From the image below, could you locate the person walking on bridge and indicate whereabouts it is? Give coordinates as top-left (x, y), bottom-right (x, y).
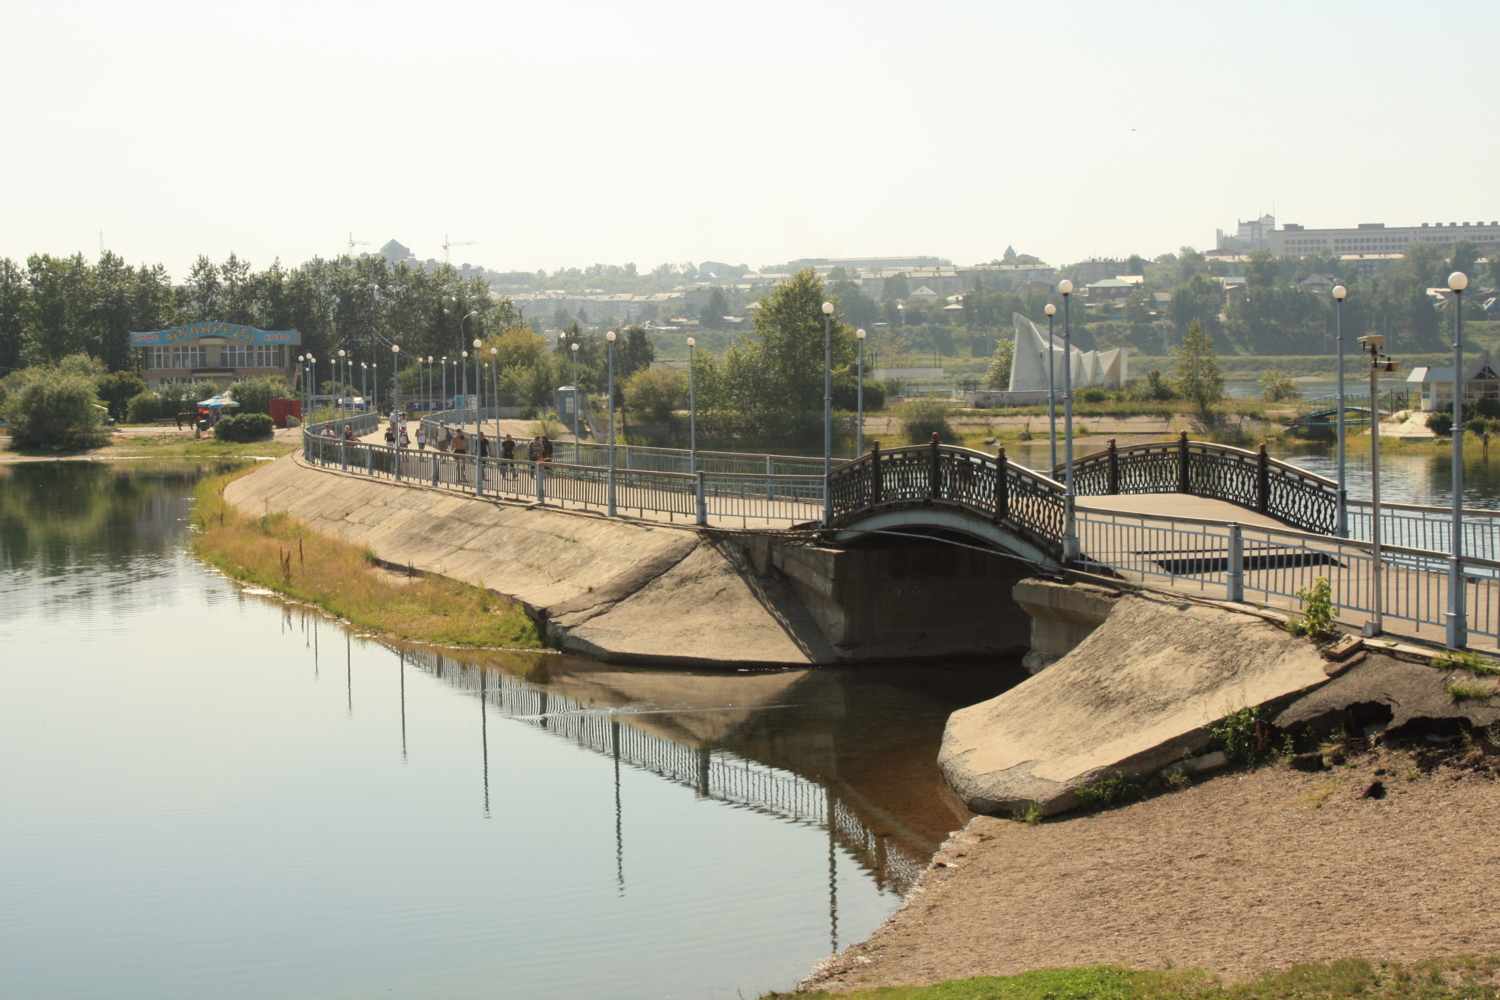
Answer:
top-left (500, 433), bottom-right (516, 478)
top-left (416, 423), bottom-right (427, 450)
top-left (452, 427), bottom-right (469, 483)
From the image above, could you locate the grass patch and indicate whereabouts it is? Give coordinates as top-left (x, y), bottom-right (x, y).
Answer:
top-left (1431, 649), bottom-right (1500, 676)
top-left (1445, 678), bottom-right (1494, 702)
top-left (192, 467), bottom-right (544, 649)
top-left (779, 956), bottom-right (1500, 1000)
top-left (108, 434), bottom-right (299, 459)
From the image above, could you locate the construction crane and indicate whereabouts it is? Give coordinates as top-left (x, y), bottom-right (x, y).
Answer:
top-left (443, 233), bottom-right (476, 264)
top-left (347, 232), bottom-right (370, 253)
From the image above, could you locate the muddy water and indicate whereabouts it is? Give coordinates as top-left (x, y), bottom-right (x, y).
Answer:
top-left (0, 461), bottom-right (1024, 1000)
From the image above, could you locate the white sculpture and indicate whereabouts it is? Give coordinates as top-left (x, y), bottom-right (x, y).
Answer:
top-left (1008, 313), bottom-right (1127, 393)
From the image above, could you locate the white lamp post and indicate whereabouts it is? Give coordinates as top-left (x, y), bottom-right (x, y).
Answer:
top-left (441, 357), bottom-right (448, 411)
top-left (391, 345), bottom-right (401, 420)
top-left (687, 337), bottom-right (697, 472)
top-left (460, 351), bottom-right (469, 431)
top-left (822, 300), bottom-right (835, 526)
top-left (490, 347), bottom-right (499, 439)
top-left (606, 330), bottom-right (617, 516)
top-left (1045, 302), bottom-right (1058, 472)
top-left (1333, 284), bottom-right (1349, 536)
top-left (1447, 270), bottom-right (1470, 648)
top-left (855, 329), bottom-right (866, 456)
top-left (1058, 279), bottom-right (1078, 563)
top-left (473, 338), bottom-right (484, 435)
top-left (337, 350), bottom-right (346, 418)
top-left (570, 341), bottom-right (581, 463)
top-left (361, 362), bottom-right (368, 417)
top-left (1360, 333), bottom-right (1399, 636)
top-left (298, 355), bottom-right (306, 417)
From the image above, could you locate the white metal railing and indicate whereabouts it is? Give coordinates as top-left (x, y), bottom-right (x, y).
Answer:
top-left (1077, 505), bottom-right (1500, 646)
top-left (1345, 498), bottom-right (1500, 561)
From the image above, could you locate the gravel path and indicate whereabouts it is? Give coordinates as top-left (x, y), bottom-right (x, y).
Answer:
top-left (807, 743), bottom-right (1500, 992)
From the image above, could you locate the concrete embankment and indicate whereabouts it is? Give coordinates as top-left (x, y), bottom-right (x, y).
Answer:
top-left (225, 454), bottom-right (837, 667)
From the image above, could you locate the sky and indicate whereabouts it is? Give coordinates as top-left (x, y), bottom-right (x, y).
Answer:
top-left (3, 0), bottom-right (1496, 279)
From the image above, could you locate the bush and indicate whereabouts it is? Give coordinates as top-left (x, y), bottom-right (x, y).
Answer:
top-left (1077, 386), bottom-right (1110, 403)
top-left (2, 371), bottom-right (110, 450)
top-left (859, 379), bottom-right (886, 411)
top-left (227, 376), bottom-right (294, 416)
top-left (213, 412), bottom-right (274, 442)
top-left (1259, 367), bottom-right (1301, 402)
top-left (125, 391), bottom-right (163, 423)
top-left (623, 367), bottom-right (687, 423)
top-left (1466, 417), bottom-right (1489, 435)
top-left (1426, 411), bottom-right (1454, 436)
top-left (96, 371), bottom-right (148, 421)
top-left (900, 398), bottom-right (957, 444)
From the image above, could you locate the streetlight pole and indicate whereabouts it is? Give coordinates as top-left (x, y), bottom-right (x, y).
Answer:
top-left (1361, 333), bottom-right (1398, 636)
top-left (687, 337), bottom-right (697, 471)
top-left (461, 351), bottom-right (469, 432)
top-left (391, 345), bottom-right (401, 421)
top-left (337, 350), bottom-right (346, 418)
top-left (855, 329), bottom-right (866, 456)
top-left (297, 355), bottom-right (306, 419)
top-left (570, 341), bottom-right (580, 463)
top-left (822, 300), bottom-right (834, 526)
top-left (1059, 279), bottom-right (1078, 563)
top-left (490, 347), bottom-right (499, 440)
top-left (1045, 302), bottom-right (1058, 473)
top-left (361, 362), bottom-right (368, 418)
top-left (1447, 270), bottom-right (1470, 649)
top-left (459, 308), bottom-right (478, 365)
top-left (1333, 284), bottom-right (1349, 537)
top-left (606, 330), bottom-right (617, 517)
top-left (473, 338), bottom-right (484, 436)
top-left (441, 358), bottom-right (448, 413)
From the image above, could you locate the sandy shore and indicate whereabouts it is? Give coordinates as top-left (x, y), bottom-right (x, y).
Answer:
top-left (807, 739), bottom-right (1500, 991)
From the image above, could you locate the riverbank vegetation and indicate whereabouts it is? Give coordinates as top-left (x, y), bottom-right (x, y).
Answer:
top-left (780, 956), bottom-right (1500, 1000)
top-left (192, 468), bottom-right (544, 649)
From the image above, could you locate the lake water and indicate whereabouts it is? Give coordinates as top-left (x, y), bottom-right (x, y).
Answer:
top-left (0, 461), bottom-right (1022, 1000)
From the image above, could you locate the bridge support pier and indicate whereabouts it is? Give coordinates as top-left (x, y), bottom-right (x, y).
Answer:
top-left (1012, 578), bottom-right (1119, 673)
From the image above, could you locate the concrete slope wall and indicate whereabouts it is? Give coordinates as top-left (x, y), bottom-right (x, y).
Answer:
top-left (225, 455), bottom-right (836, 667)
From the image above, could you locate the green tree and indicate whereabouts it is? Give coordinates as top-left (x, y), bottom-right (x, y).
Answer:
top-left (699, 288), bottom-right (729, 328)
top-left (1259, 367), bottom-right (1300, 402)
top-left (226, 375), bottom-right (294, 416)
top-left (1172, 320), bottom-right (1224, 417)
top-left (96, 371), bottom-right (147, 421)
top-left (985, 339), bottom-right (1014, 389)
top-left (623, 366), bottom-right (687, 422)
top-left (2, 368), bottom-right (108, 449)
top-left (619, 324), bottom-right (655, 381)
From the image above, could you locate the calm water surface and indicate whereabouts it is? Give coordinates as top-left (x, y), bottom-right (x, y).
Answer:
top-left (0, 461), bottom-right (1021, 1000)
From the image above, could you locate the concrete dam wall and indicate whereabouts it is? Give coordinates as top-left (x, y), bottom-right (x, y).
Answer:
top-left (225, 455), bottom-right (1039, 667)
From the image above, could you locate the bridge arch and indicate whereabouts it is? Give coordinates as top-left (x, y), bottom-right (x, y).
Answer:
top-left (831, 506), bottom-right (1060, 570)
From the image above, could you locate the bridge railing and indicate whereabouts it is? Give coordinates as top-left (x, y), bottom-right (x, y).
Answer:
top-left (827, 436), bottom-right (1066, 557)
top-left (1077, 504), bottom-right (1500, 645)
top-left (301, 424), bottom-right (824, 527)
top-left (1063, 433), bottom-right (1340, 535)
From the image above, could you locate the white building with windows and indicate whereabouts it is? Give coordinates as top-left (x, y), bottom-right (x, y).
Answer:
top-left (1270, 220), bottom-right (1500, 256)
top-left (131, 322), bottom-right (301, 389)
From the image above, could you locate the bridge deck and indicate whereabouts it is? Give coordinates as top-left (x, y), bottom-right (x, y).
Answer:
top-left (1079, 494), bottom-right (1288, 529)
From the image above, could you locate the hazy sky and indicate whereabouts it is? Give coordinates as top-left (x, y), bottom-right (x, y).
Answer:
top-left (4, 0), bottom-right (1495, 279)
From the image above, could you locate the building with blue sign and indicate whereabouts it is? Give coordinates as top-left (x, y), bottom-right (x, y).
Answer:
top-left (130, 322), bottom-right (302, 389)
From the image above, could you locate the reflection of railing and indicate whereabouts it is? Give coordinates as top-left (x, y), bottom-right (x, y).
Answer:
top-left (1066, 433), bottom-right (1340, 535)
top-left (402, 649), bottom-right (926, 895)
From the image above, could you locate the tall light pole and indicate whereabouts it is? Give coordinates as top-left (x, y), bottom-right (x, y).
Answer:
top-left (298, 355), bottom-right (306, 418)
top-left (473, 338), bottom-right (484, 434)
top-left (337, 350), bottom-right (346, 418)
top-left (606, 330), bottom-right (617, 517)
top-left (1361, 333), bottom-right (1398, 636)
top-left (391, 345), bottom-right (401, 421)
top-left (460, 351), bottom-right (469, 431)
top-left (1333, 284), bottom-right (1349, 537)
top-left (441, 357), bottom-right (448, 411)
top-left (361, 362), bottom-right (368, 416)
top-left (459, 309), bottom-right (478, 363)
top-left (822, 300), bottom-right (834, 526)
top-left (687, 336), bottom-right (697, 471)
top-left (1059, 279), bottom-right (1078, 563)
top-left (490, 347), bottom-right (499, 439)
top-left (570, 341), bottom-right (581, 463)
top-left (1045, 302), bottom-right (1058, 472)
top-left (855, 329), bottom-right (866, 456)
top-left (1447, 270), bottom-right (1470, 649)
top-left (346, 358), bottom-right (353, 418)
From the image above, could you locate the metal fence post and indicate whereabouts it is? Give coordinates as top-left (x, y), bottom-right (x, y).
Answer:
top-left (475, 454), bottom-right (483, 497)
top-left (1226, 522), bottom-right (1244, 602)
top-left (1106, 438), bottom-right (1119, 495)
top-left (1177, 430), bottom-right (1189, 493)
top-left (432, 452), bottom-right (439, 487)
top-left (395, 443), bottom-right (403, 482)
top-left (995, 445), bottom-right (1008, 521)
top-left (696, 471), bottom-right (707, 526)
top-left (341, 439), bottom-right (347, 472)
top-left (871, 440), bottom-right (883, 507)
top-left (766, 454), bottom-right (774, 502)
top-left (366, 446), bottom-right (372, 476)
top-left (536, 461), bottom-right (545, 504)
top-left (1256, 443), bottom-right (1270, 514)
top-left (928, 431), bottom-right (941, 504)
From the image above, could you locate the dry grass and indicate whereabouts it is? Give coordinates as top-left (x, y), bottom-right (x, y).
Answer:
top-left (192, 467), bottom-right (544, 649)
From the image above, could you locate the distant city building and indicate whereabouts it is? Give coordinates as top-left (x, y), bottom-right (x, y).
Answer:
top-left (378, 239), bottom-right (413, 266)
top-left (1216, 214), bottom-right (1276, 253)
top-left (1270, 220), bottom-right (1500, 256)
top-left (781, 255), bottom-right (944, 271)
top-left (1074, 259), bottom-right (1129, 285)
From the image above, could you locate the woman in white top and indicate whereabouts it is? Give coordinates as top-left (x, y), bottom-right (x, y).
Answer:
top-left (416, 424), bottom-right (428, 450)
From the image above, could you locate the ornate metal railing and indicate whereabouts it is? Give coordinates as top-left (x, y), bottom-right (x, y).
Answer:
top-left (1064, 432), bottom-right (1340, 534)
top-left (827, 436), bottom-right (1066, 558)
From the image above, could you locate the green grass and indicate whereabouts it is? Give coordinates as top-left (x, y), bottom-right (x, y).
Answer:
top-left (777, 957), bottom-right (1500, 1000)
top-left (1431, 650), bottom-right (1500, 676)
top-left (1445, 678), bottom-right (1494, 702)
top-left (192, 467), bottom-right (545, 649)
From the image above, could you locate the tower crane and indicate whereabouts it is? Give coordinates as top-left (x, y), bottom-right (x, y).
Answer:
top-left (347, 232), bottom-right (370, 253)
top-left (443, 234), bottom-right (476, 264)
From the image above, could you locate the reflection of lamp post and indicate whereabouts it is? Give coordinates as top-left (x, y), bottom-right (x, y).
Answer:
top-left (1447, 270), bottom-right (1470, 649)
top-left (606, 330), bottom-right (617, 517)
top-left (1059, 279), bottom-right (1078, 563)
top-left (855, 329), bottom-right (866, 456)
top-left (1360, 333), bottom-right (1399, 636)
top-left (1333, 284), bottom-right (1348, 536)
top-left (570, 341), bottom-right (580, 463)
top-left (1045, 302), bottom-right (1058, 472)
top-left (687, 337), bottom-right (697, 472)
top-left (822, 300), bottom-right (834, 526)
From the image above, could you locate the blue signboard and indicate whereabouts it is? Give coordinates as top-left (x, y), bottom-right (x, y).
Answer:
top-left (130, 322), bottom-right (302, 346)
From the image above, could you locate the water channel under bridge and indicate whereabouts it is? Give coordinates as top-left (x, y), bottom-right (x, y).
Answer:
top-left (302, 415), bottom-right (1500, 650)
